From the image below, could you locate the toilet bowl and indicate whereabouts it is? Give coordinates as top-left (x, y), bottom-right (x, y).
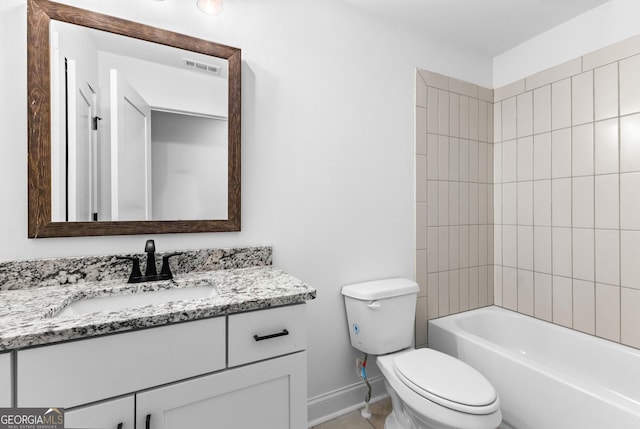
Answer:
top-left (342, 278), bottom-right (502, 429)
top-left (377, 348), bottom-right (501, 429)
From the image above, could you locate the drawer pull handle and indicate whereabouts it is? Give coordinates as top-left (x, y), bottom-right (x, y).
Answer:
top-left (254, 329), bottom-right (289, 341)
top-left (146, 414), bottom-right (151, 429)
top-left (117, 424), bottom-right (123, 429)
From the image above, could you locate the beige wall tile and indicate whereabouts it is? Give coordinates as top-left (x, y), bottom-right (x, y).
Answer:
top-left (416, 202), bottom-right (427, 250)
top-left (552, 227), bottom-right (572, 277)
top-left (427, 87), bottom-right (439, 133)
top-left (438, 89), bottom-right (450, 135)
top-left (416, 72), bottom-right (427, 108)
top-left (494, 265), bottom-right (503, 306)
top-left (620, 172), bottom-right (640, 229)
top-left (478, 86), bottom-right (493, 103)
top-left (450, 78), bottom-right (478, 98)
top-left (449, 270), bottom-right (460, 314)
top-left (517, 269), bottom-right (534, 316)
top-left (415, 107), bottom-right (427, 155)
top-left (501, 140), bottom-right (517, 183)
top-left (469, 267), bottom-right (479, 309)
top-left (517, 91), bottom-right (533, 137)
top-left (494, 79), bottom-right (525, 102)
top-left (449, 93), bottom-right (460, 138)
top-left (534, 226), bottom-right (552, 274)
top-left (525, 58), bottom-right (582, 91)
top-left (620, 54), bottom-right (640, 116)
top-left (621, 287), bottom-right (640, 348)
top-left (583, 34), bottom-right (640, 71)
top-left (415, 296), bottom-right (428, 347)
top-left (572, 123), bottom-right (594, 177)
top-left (418, 69), bottom-right (449, 91)
top-left (621, 230), bottom-right (640, 290)
top-left (502, 267), bottom-right (518, 310)
top-left (460, 96), bottom-right (470, 139)
top-left (534, 272), bottom-right (553, 321)
top-left (572, 228), bottom-right (594, 282)
top-left (595, 283), bottom-right (620, 342)
top-left (572, 176), bottom-right (594, 228)
top-left (533, 85), bottom-right (552, 135)
top-left (517, 137), bottom-right (534, 181)
top-left (533, 132), bottom-right (552, 180)
top-left (460, 268), bottom-right (470, 311)
top-left (427, 273), bottom-right (439, 320)
top-left (479, 101), bottom-right (489, 142)
top-left (552, 78), bottom-right (572, 130)
top-left (416, 154), bottom-right (427, 202)
top-left (594, 118), bottom-right (619, 175)
top-left (573, 279), bottom-right (595, 335)
top-left (438, 271), bottom-right (450, 317)
top-left (518, 226), bottom-right (534, 271)
top-left (595, 229), bottom-right (620, 286)
top-left (620, 113), bottom-right (640, 173)
top-left (595, 175), bottom-right (619, 229)
top-left (533, 180), bottom-right (552, 227)
top-left (502, 96), bottom-right (517, 141)
top-left (449, 225), bottom-right (460, 269)
top-left (551, 128), bottom-right (572, 178)
top-left (553, 275), bottom-right (573, 328)
top-left (416, 249), bottom-right (427, 297)
top-left (494, 102), bottom-right (502, 143)
top-left (552, 179), bottom-right (572, 227)
top-left (594, 63), bottom-right (618, 121)
top-left (572, 71), bottom-right (594, 126)
top-left (469, 98), bottom-right (479, 141)
top-left (479, 266), bottom-right (489, 307)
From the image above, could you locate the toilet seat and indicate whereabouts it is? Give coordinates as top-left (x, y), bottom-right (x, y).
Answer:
top-left (393, 349), bottom-right (499, 415)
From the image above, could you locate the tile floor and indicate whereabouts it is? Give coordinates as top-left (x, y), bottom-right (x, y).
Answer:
top-left (311, 398), bottom-right (392, 429)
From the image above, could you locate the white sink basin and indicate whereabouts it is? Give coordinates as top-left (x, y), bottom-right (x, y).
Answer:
top-left (55, 285), bottom-right (218, 317)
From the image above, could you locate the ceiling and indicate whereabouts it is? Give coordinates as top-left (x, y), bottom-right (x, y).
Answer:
top-left (342, 0), bottom-right (611, 57)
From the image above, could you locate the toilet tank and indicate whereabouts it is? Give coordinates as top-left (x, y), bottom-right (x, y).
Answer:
top-left (341, 278), bottom-right (419, 355)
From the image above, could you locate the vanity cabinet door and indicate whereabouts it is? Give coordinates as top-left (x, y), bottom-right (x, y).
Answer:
top-left (0, 352), bottom-right (11, 406)
top-left (65, 395), bottom-right (134, 429)
top-left (136, 351), bottom-right (307, 429)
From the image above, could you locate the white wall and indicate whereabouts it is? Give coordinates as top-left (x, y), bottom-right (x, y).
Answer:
top-left (494, 0), bottom-right (640, 88)
top-left (98, 51), bottom-right (228, 117)
top-left (0, 0), bottom-right (490, 421)
top-left (151, 111), bottom-right (228, 220)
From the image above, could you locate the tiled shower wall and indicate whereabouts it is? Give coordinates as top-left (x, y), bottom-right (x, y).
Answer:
top-left (415, 70), bottom-right (495, 347)
top-left (494, 35), bottom-right (640, 348)
top-left (416, 34), bottom-right (640, 350)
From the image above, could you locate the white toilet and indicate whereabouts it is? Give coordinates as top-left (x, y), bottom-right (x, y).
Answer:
top-left (342, 278), bottom-right (501, 429)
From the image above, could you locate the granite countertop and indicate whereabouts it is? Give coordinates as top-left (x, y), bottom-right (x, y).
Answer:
top-left (0, 266), bottom-right (316, 351)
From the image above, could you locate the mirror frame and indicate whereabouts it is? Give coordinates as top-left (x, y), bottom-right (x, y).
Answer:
top-left (27, 0), bottom-right (241, 238)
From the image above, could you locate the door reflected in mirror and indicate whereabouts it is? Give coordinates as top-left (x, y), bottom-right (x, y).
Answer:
top-left (50, 20), bottom-right (229, 223)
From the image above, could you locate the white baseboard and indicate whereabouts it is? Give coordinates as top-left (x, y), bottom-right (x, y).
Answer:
top-left (307, 375), bottom-right (388, 427)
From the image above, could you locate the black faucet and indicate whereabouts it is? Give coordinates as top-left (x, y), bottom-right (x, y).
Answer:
top-left (118, 240), bottom-right (182, 283)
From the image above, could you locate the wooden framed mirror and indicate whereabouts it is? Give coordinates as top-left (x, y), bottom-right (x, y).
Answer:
top-left (27, 0), bottom-right (241, 237)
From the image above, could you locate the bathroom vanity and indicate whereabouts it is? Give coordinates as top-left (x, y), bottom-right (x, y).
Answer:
top-left (0, 247), bottom-right (315, 429)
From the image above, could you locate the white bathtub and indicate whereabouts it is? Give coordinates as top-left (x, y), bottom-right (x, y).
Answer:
top-left (428, 306), bottom-right (640, 429)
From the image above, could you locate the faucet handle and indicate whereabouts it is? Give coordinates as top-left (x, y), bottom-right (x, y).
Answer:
top-left (160, 252), bottom-right (183, 279)
top-left (144, 239), bottom-right (156, 253)
top-left (116, 256), bottom-right (142, 283)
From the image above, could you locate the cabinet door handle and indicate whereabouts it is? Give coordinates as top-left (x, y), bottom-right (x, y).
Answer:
top-left (146, 414), bottom-right (151, 429)
top-left (253, 329), bottom-right (289, 341)
top-left (117, 424), bottom-right (123, 429)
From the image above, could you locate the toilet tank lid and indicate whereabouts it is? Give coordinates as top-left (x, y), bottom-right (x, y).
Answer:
top-left (341, 278), bottom-right (419, 300)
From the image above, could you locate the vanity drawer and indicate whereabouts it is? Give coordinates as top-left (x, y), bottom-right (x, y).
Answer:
top-left (228, 304), bottom-right (306, 367)
top-left (17, 317), bottom-right (226, 408)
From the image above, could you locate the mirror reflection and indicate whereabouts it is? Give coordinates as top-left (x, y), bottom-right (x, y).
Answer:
top-left (50, 20), bottom-right (229, 222)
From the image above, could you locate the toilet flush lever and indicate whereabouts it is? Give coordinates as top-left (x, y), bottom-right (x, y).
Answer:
top-left (367, 301), bottom-right (381, 310)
